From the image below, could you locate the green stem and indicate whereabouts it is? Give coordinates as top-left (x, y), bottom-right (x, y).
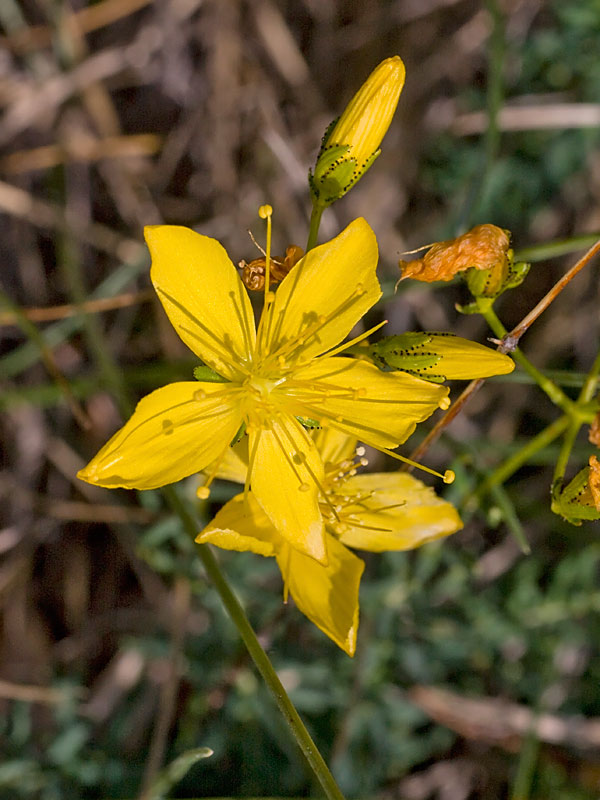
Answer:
top-left (484, 0), bottom-right (504, 170)
top-left (306, 201), bottom-right (325, 252)
top-left (514, 232), bottom-right (600, 263)
top-left (552, 349), bottom-right (600, 498)
top-left (577, 348), bottom-right (600, 406)
top-left (481, 305), bottom-right (575, 414)
top-left (510, 727), bottom-right (540, 800)
top-left (162, 486), bottom-right (346, 800)
top-left (475, 415), bottom-right (570, 500)
top-left (455, 0), bottom-right (504, 231)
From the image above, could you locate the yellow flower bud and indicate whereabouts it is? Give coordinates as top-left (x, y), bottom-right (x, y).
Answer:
top-left (369, 332), bottom-right (514, 383)
top-left (310, 56), bottom-right (406, 206)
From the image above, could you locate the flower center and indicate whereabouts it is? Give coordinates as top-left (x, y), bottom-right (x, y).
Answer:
top-left (247, 375), bottom-right (284, 399)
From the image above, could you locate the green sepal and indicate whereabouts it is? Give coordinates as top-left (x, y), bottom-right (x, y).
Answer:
top-left (296, 416), bottom-right (321, 430)
top-left (193, 365), bottom-right (229, 383)
top-left (230, 421), bottom-right (246, 446)
top-left (368, 333), bottom-right (444, 382)
top-left (505, 259), bottom-right (530, 290)
top-left (464, 245), bottom-right (531, 301)
top-left (310, 144), bottom-right (380, 205)
top-left (551, 466), bottom-right (600, 525)
top-left (312, 144), bottom-right (352, 184)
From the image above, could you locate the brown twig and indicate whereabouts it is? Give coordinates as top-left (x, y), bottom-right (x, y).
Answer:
top-left (0, 134), bottom-right (162, 175)
top-left (0, 678), bottom-right (86, 705)
top-left (1, 0), bottom-right (153, 55)
top-left (407, 378), bottom-right (485, 468)
top-left (409, 684), bottom-right (600, 752)
top-left (0, 289), bottom-right (154, 326)
top-left (499, 238), bottom-right (600, 351)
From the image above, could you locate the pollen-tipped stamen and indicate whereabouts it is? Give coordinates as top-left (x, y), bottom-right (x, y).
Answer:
top-left (315, 319), bottom-right (388, 360)
top-left (253, 205), bottom-right (277, 359)
top-left (197, 439), bottom-right (237, 500)
top-left (380, 447), bottom-right (455, 483)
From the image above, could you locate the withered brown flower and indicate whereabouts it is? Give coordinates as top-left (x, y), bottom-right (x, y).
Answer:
top-left (399, 224), bottom-right (510, 284)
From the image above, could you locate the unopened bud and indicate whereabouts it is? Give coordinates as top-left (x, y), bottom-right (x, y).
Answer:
top-left (369, 331), bottom-right (514, 382)
top-left (310, 56), bottom-right (405, 206)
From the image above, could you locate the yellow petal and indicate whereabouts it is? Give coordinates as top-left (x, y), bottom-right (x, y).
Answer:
top-left (145, 225), bottom-right (256, 380)
top-left (196, 493), bottom-right (278, 556)
top-left (203, 439), bottom-right (248, 485)
top-left (261, 218), bottom-right (380, 367)
top-left (326, 56), bottom-right (405, 168)
top-left (338, 472), bottom-right (462, 551)
top-left (77, 382), bottom-right (243, 489)
top-left (276, 538), bottom-right (364, 656)
top-left (287, 357), bottom-right (448, 449)
top-left (250, 415), bottom-right (327, 564)
top-left (312, 427), bottom-right (357, 466)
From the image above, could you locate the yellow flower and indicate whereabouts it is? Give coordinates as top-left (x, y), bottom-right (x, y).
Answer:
top-left (78, 218), bottom-right (448, 564)
top-left (310, 56), bottom-right (406, 205)
top-left (196, 428), bottom-right (462, 656)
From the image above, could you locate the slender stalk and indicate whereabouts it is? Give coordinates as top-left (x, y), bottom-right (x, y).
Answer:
top-left (577, 348), bottom-right (600, 406)
top-left (514, 232), bottom-right (600, 263)
top-left (484, 0), bottom-right (504, 170)
top-left (162, 486), bottom-right (346, 800)
top-left (510, 727), bottom-right (540, 800)
top-left (552, 349), bottom-right (600, 499)
top-left (505, 238), bottom-right (600, 345)
top-left (551, 418), bottom-right (580, 498)
top-left (454, 0), bottom-right (504, 231)
top-left (306, 201), bottom-right (325, 252)
top-left (407, 378), bottom-right (484, 466)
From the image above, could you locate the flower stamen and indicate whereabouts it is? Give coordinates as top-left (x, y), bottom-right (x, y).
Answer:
top-left (317, 319), bottom-right (388, 360)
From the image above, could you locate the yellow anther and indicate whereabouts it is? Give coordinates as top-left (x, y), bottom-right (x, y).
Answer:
top-left (193, 389), bottom-right (206, 401)
top-left (197, 486), bottom-right (211, 499)
top-left (439, 396), bottom-right (451, 410)
top-left (443, 469), bottom-right (455, 484)
top-left (258, 204), bottom-right (273, 219)
top-left (355, 446), bottom-right (366, 457)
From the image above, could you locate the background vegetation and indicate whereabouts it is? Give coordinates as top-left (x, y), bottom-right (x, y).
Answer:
top-left (1, 1), bottom-right (600, 798)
